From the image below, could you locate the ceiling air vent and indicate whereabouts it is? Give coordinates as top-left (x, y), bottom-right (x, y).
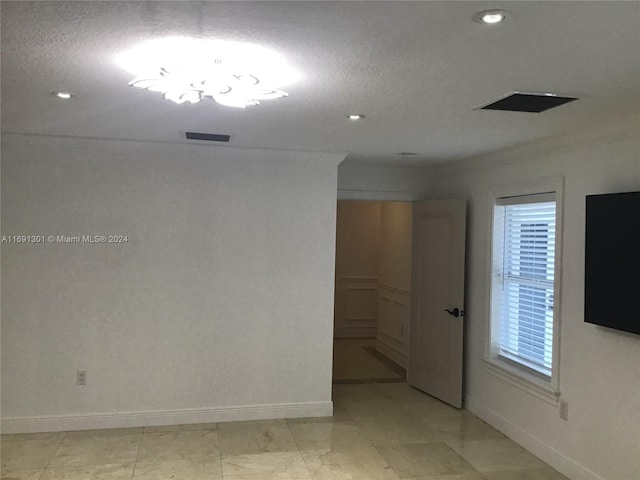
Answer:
top-left (477, 92), bottom-right (578, 113)
top-left (185, 132), bottom-right (231, 142)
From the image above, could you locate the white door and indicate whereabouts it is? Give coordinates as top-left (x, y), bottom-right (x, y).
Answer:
top-left (408, 199), bottom-right (467, 408)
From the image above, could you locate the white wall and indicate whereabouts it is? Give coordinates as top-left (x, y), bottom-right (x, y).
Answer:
top-left (426, 121), bottom-right (640, 480)
top-left (378, 202), bottom-right (412, 293)
top-left (1, 134), bottom-right (343, 432)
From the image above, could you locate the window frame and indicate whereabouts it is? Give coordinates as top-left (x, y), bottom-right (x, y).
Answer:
top-left (485, 178), bottom-right (564, 403)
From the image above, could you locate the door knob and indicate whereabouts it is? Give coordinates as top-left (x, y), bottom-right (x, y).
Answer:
top-left (445, 308), bottom-right (464, 318)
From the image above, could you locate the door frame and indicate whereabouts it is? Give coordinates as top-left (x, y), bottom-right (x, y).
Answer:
top-left (332, 191), bottom-right (420, 375)
top-left (332, 190), bottom-right (468, 404)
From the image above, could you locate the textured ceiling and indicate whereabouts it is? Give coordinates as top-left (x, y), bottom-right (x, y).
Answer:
top-left (2, 1), bottom-right (639, 165)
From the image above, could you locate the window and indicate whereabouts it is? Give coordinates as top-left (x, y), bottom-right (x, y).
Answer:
top-left (490, 192), bottom-right (559, 386)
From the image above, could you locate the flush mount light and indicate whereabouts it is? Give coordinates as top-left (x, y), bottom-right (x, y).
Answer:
top-left (348, 114), bottom-right (365, 120)
top-left (472, 9), bottom-right (509, 25)
top-left (54, 91), bottom-right (74, 99)
top-left (115, 37), bottom-right (300, 108)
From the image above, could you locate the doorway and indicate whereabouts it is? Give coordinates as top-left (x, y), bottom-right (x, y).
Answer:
top-left (331, 198), bottom-right (468, 408)
top-left (332, 200), bottom-right (412, 384)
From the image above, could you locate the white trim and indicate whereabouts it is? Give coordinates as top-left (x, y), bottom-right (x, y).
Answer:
top-left (0, 401), bottom-right (333, 434)
top-left (486, 176), bottom-right (564, 394)
top-left (376, 338), bottom-right (408, 368)
top-left (482, 358), bottom-right (560, 405)
top-left (338, 276), bottom-right (378, 282)
top-left (337, 189), bottom-right (421, 201)
top-left (333, 326), bottom-right (376, 338)
top-left (428, 113), bottom-right (639, 179)
top-left (495, 191), bottom-right (555, 206)
top-left (2, 132), bottom-right (347, 166)
top-left (488, 177), bottom-right (564, 206)
top-left (378, 283), bottom-right (410, 295)
top-left (465, 395), bottom-right (606, 480)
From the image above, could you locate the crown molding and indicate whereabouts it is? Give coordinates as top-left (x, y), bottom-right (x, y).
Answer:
top-left (427, 114), bottom-right (640, 179)
top-left (1, 132), bottom-right (347, 166)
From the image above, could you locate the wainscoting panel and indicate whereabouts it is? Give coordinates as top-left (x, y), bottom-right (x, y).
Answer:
top-left (376, 284), bottom-right (410, 367)
top-left (334, 276), bottom-right (378, 337)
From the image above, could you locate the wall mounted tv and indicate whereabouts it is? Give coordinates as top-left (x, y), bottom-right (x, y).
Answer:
top-left (584, 191), bottom-right (640, 335)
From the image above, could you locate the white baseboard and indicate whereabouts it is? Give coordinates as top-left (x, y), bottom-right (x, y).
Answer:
top-left (375, 339), bottom-right (407, 368)
top-left (465, 395), bottom-right (604, 480)
top-left (333, 327), bottom-right (376, 338)
top-left (337, 189), bottom-right (421, 201)
top-left (1, 401), bottom-right (333, 434)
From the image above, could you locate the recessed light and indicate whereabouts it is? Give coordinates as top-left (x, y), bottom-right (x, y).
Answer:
top-left (54, 91), bottom-right (73, 99)
top-left (348, 114), bottom-right (365, 120)
top-left (472, 9), bottom-right (509, 25)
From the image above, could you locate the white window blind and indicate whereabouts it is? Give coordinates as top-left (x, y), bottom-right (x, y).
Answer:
top-left (493, 194), bottom-right (556, 377)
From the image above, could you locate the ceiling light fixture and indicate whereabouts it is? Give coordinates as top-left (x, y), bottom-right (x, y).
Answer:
top-left (115, 37), bottom-right (300, 108)
top-left (472, 9), bottom-right (509, 25)
top-left (398, 152), bottom-right (417, 157)
top-left (54, 91), bottom-right (73, 99)
top-left (348, 114), bottom-right (365, 120)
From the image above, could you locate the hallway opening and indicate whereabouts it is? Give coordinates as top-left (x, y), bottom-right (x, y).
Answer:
top-left (332, 200), bottom-right (412, 384)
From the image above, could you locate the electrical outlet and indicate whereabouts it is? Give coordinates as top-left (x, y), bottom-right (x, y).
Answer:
top-left (76, 370), bottom-right (87, 386)
top-left (559, 400), bottom-right (568, 421)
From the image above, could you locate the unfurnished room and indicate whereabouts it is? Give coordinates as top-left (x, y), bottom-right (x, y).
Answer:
top-left (1, 2), bottom-right (639, 480)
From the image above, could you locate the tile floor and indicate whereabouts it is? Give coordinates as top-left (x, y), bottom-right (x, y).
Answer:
top-left (332, 338), bottom-right (404, 383)
top-left (0, 383), bottom-right (569, 480)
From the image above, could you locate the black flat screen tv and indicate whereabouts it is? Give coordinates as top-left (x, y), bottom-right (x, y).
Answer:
top-left (584, 191), bottom-right (640, 335)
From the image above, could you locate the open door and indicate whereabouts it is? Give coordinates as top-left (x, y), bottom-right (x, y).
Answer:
top-left (408, 199), bottom-right (466, 408)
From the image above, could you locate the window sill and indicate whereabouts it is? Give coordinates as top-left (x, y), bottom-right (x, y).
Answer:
top-left (482, 357), bottom-right (560, 405)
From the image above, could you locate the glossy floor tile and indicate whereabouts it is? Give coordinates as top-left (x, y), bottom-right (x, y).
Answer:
top-left (133, 458), bottom-right (222, 480)
top-left (0, 469), bottom-right (44, 480)
top-left (376, 442), bottom-right (478, 477)
top-left (355, 417), bottom-right (440, 446)
top-left (288, 421), bottom-right (372, 451)
top-left (332, 338), bottom-right (403, 383)
top-left (41, 463), bottom-right (134, 480)
top-left (422, 411), bottom-right (506, 442)
top-left (446, 438), bottom-right (547, 473)
top-left (302, 445), bottom-right (399, 479)
top-left (218, 419), bottom-right (297, 456)
top-left (136, 429), bottom-right (220, 464)
top-left (1, 383), bottom-right (569, 480)
top-left (142, 423), bottom-right (217, 433)
top-left (1, 436), bottom-right (65, 473)
top-left (406, 474), bottom-right (487, 480)
top-left (484, 467), bottom-right (571, 480)
top-left (221, 451), bottom-right (310, 479)
top-left (48, 430), bottom-right (142, 468)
